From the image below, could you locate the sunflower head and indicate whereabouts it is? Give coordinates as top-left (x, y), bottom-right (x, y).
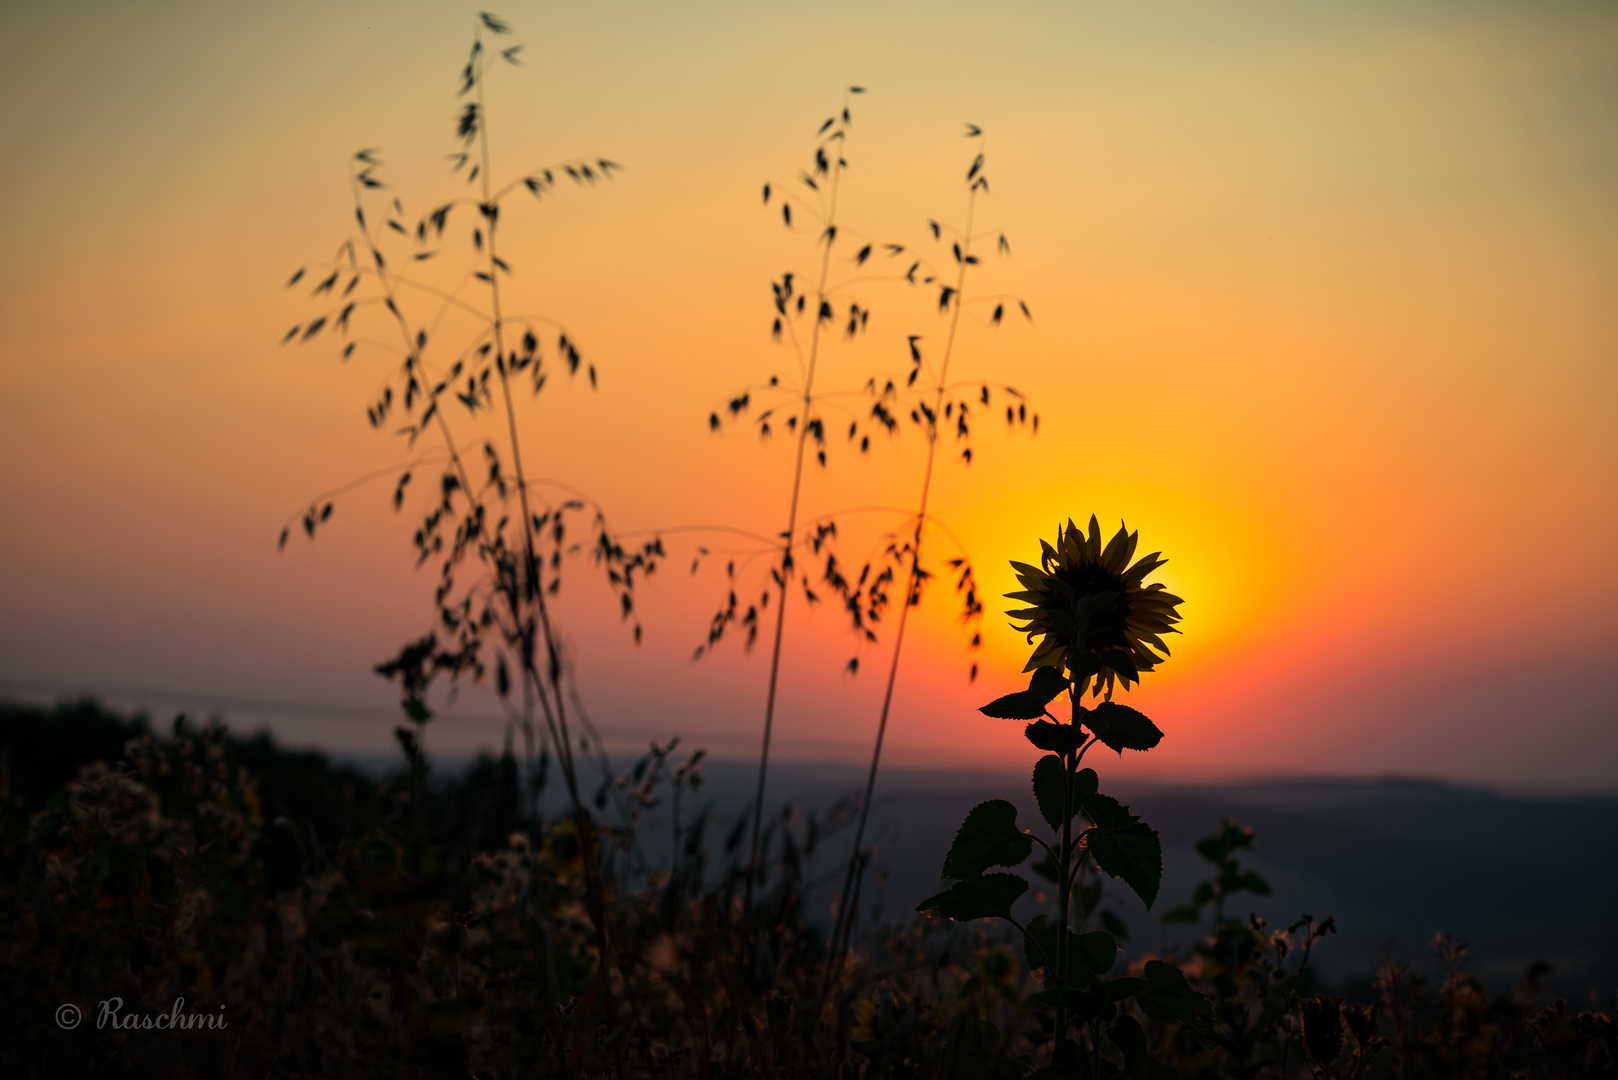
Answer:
top-left (542, 819), bottom-right (585, 880)
top-left (850, 992), bottom-right (881, 1045)
top-left (981, 948), bottom-right (1021, 989)
top-left (1005, 515), bottom-right (1183, 699)
top-left (849, 988), bottom-right (921, 1054)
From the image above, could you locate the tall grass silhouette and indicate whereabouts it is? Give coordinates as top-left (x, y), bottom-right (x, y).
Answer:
top-left (698, 89), bottom-right (899, 898)
top-left (700, 107), bottom-right (1040, 922)
top-left (827, 129), bottom-right (1037, 971)
top-left (278, 11), bottom-right (657, 1017)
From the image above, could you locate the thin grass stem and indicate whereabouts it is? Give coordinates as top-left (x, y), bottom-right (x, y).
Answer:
top-left (829, 171), bottom-right (980, 966)
top-left (745, 124), bottom-right (847, 908)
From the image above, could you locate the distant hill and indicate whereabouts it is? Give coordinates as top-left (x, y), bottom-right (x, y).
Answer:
top-left (628, 759), bottom-right (1618, 994)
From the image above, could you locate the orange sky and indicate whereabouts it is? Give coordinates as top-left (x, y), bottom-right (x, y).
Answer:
top-left (1, 1), bottom-right (1614, 791)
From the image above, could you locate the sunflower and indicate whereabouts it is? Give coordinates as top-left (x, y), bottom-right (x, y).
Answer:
top-left (850, 992), bottom-right (881, 1045)
top-left (1005, 515), bottom-right (1183, 699)
top-left (849, 988), bottom-right (920, 1052)
top-left (542, 819), bottom-right (585, 880)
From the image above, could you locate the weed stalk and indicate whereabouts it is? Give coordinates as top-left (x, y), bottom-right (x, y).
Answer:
top-left (745, 104), bottom-right (851, 906)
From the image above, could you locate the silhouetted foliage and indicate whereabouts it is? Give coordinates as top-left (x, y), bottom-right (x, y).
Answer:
top-left (5, 698), bottom-right (1614, 1078)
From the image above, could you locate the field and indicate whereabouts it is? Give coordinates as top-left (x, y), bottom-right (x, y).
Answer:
top-left (4, 698), bottom-right (1615, 1078)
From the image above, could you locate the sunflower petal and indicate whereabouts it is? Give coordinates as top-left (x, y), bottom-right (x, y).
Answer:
top-left (1101, 524), bottom-right (1130, 572)
top-left (1009, 560), bottom-right (1049, 585)
top-left (1131, 630), bottom-right (1171, 654)
top-left (1123, 554), bottom-right (1164, 582)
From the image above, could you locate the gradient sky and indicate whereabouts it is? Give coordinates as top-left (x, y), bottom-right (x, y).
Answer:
top-left (2, 1), bottom-right (1614, 791)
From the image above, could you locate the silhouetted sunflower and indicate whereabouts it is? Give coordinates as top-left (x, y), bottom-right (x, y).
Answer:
top-left (542, 819), bottom-right (585, 880)
top-left (849, 988), bottom-right (923, 1057)
top-left (1005, 515), bottom-right (1183, 699)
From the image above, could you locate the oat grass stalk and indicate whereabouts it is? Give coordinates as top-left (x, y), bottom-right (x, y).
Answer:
top-left (830, 132), bottom-right (1033, 967)
top-left (461, 13), bottom-right (617, 1003)
top-left (280, 11), bottom-right (657, 1021)
top-left (740, 92), bottom-right (858, 904)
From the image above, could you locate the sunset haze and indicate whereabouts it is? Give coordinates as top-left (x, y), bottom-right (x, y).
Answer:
top-left (1, 0), bottom-right (1614, 791)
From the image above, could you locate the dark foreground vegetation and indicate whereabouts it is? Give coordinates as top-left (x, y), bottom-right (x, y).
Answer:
top-left (3, 697), bottom-right (1613, 1079)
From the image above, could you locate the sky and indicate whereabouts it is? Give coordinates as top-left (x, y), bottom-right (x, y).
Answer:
top-left (1, 0), bottom-right (1614, 792)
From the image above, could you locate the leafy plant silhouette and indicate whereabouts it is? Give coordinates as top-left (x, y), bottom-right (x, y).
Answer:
top-left (917, 515), bottom-right (1199, 1074)
top-left (1159, 818), bottom-right (1347, 1079)
top-left (6, 700), bottom-right (1615, 1076)
top-left (278, 10), bottom-right (658, 1016)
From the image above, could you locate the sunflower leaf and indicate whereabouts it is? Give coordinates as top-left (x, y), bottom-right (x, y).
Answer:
top-left (1069, 651), bottom-right (1104, 678)
top-left (1107, 977), bottom-right (1148, 1002)
top-left (1100, 909), bottom-right (1131, 942)
top-left (1136, 960), bottom-right (1216, 1036)
top-left (942, 799), bottom-right (1034, 879)
top-left (1034, 988), bottom-right (1107, 1022)
top-left (979, 665), bottom-right (1068, 718)
top-left (1022, 915), bottom-right (1109, 985)
top-left (916, 872), bottom-right (1028, 921)
top-left (1022, 912), bottom-right (1059, 974)
top-left (1073, 930), bottom-right (1120, 974)
top-left (1085, 701), bottom-right (1163, 753)
top-left (1081, 794), bottom-right (1163, 907)
top-left (1033, 756), bottom-right (1099, 828)
top-left (1025, 720), bottom-right (1087, 755)
top-left (1076, 767), bottom-right (1099, 797)
top-left (1032, 754), bottom-right (1065, 828)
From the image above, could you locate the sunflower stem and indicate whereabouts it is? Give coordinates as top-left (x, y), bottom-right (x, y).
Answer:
top-left (1056, 683), bottom-right (1078, 1040)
